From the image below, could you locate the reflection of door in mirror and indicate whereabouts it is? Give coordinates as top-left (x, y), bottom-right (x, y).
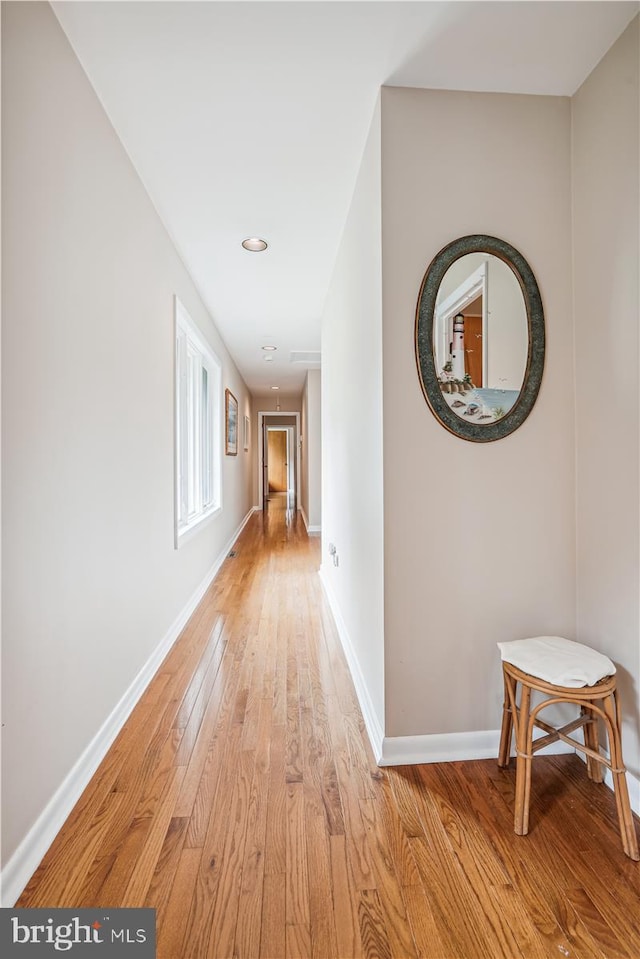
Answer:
top-left (463, 294), bottom-right (483, 387)
top-left (434, 258), bottom-right (487, 384)
top-left (434, 253), bottom-right (527, 392)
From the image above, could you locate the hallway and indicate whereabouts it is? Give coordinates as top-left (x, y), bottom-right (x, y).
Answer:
top-left (16, 504), bottom-right (640, 958)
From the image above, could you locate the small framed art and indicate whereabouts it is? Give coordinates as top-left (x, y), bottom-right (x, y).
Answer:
top-left (225, 388), bottom-right (238, 455)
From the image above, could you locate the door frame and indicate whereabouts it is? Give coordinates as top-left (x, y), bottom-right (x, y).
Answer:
top-left (265, 426), bottom-right (292, 495)
top-left (434, 261), bottom-right (488, 383)
top-left (257, 411), bottom-right (301, 509)
top-left (285, 425), bottom-right (295, 495)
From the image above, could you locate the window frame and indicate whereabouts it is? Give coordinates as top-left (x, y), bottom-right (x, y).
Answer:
top-left (174, 296), bottom-right (222, 547)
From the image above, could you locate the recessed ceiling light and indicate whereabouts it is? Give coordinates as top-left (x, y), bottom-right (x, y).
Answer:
top-left (262, 345), bottom-right (277, 351)
top-left (242, 237), bottom-right (268, 252)
top-left (271, 386), bottom-right (280, 390)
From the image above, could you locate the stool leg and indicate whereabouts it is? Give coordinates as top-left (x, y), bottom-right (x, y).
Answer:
top-left (582, 705), bottom-right (605, 784)
top-left (602, 691), bottom-right (639, 861)
top-left (514, 682), bottom-right (532, 836)
top-left (498, 668), bottom-right (514, 768)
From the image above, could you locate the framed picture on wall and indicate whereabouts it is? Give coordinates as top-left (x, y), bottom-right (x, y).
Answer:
top-left (225, 388), bottom-right (238, 455)
top-left (243, 414), bottom-right (250, 452)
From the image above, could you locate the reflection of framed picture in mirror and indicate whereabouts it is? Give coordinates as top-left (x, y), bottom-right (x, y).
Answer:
top-left (243, 414), bottom-right (250, 452)
top-left (225, 389), bottom-right (238, 455)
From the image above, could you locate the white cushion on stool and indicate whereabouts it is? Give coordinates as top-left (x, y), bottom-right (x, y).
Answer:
top-left (497, 636), bottom-right (615, 688)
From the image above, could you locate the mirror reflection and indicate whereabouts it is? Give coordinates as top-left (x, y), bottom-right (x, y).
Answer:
top-left (434, 254), bottom-right (527, 424)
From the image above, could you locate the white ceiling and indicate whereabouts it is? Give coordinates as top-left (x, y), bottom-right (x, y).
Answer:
top-left (52, 1), bottom-right (638, 394)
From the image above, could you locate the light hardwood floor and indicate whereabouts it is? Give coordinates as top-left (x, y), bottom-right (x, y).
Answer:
top-left (18, 500), bottom-right (640, 958)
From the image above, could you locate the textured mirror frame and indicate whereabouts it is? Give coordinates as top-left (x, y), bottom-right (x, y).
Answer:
top-left (415, 234), bottom-right (545, 442)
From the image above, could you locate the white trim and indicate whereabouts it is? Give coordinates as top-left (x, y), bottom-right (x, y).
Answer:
top-left (286, 426), bottom-right (295, 496)
top-left (436, 262), bottom-right (487, 321)
top-left (381, 730), bottom-right (500, 766)
top-left (176, 503), bottom-right (222, 547)
top-left (300, 506), bottom-right (321, 536)
top-left (174, 296), bottom-right (223, 548)
top-left (0, 507), bottom-right (257, 908)
top-left (603, 767), bottom-right (640, 817)
top-left (379, 730), bottom-right (574, 767)
top-left (577, 745), bottom-right (640, 817)
top-left (243, 414), bottom-right (250, 452)
top-left (319, 565), bottom-right (384, 762)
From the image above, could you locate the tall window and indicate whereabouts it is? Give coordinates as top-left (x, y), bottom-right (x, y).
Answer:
top-left (175, 297), bottom-right (221, 545)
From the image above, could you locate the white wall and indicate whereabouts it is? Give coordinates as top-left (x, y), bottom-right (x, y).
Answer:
top-left (485, 255), bottom-right (529, 390)
top-left (381, 87), bottom-right (576, 744)
top-left (572, 17), bottom-right (640, 799)
top-left (1, 1), bottom-right (253, 877)
top-left (321, 98), bottom-right (385, 754)
top-left (301, 370), bottom-right (322, 532)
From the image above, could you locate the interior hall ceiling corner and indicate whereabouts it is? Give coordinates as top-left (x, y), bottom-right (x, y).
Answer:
top-left (51, 1), bottom-right (639, 393)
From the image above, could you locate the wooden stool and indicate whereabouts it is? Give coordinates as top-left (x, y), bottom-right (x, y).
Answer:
top-left (497, 638), bottom-right (639, 861)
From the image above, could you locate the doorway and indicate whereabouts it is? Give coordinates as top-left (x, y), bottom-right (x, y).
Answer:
top-left (267, 427), bottom-right (295, 495)
top-left (463, 293), bottom-right (483, 387)
top-left (258, 411), bottom-right (301, 511)
top-left (267, 429), bottom-right (287, 492)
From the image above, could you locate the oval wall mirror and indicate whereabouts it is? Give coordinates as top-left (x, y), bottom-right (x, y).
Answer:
top-left (415, 235), bottom-right (545, 442)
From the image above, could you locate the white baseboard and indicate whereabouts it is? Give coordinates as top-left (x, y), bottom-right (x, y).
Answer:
top-left (318, 566), bottom-right (384, 762)
top-left (381, 730), bottom-right (501, 766)
top-left (605, 767), bottom-right (640, 817)
top-left (379, 730), bottom-right (575, 766)
top-left (0, 507), bottom-right (257, 908)
top-left (300, 506), bottom-right (321, 536)
top-left (577, 746), bottom-right (640, 817)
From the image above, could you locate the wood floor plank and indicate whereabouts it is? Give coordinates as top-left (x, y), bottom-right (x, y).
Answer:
top-left (156, 847), bottom-right (201, 959)
top-left (89, 816), bottom-right (153, 907)
top-left (183, 719), bottom-right (243, 849)
top-left (305, 811), bottom-right (339, 959)
top-left (286, 922), bottom-right (312, 959)
top-left (358, 798), bottom-right (418, 959)
top-left (358, 887), bottom-right (393, 959)
top-left (205, 747), bottom-right (256, 959)
top-left (330, 833), bottom-right (364, 959)
top-left (326, 694), bottom-right (377, 893)
top-left (369, 774), bottom-right (421, 889)
top-left (285, 782), bottom-right (310, 928)
top-left (565, 887), bottom-right (635, 959)
top-left (264, 720), bottom-right (287, 878)
top-left (120, 765), bottom-right (186, 907)
top-left (260, 871), bottom-right (286, 959)
top-left (143, 816), bottom-right (189, 931)
top-left (233, 702), bottom-right (271, 959)
top-left (400, 881), bottom-right (450, 959)
top-left (16, 500), bottom-right (640, 959)
top-left (173, 645), bottom-right (235, 818)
